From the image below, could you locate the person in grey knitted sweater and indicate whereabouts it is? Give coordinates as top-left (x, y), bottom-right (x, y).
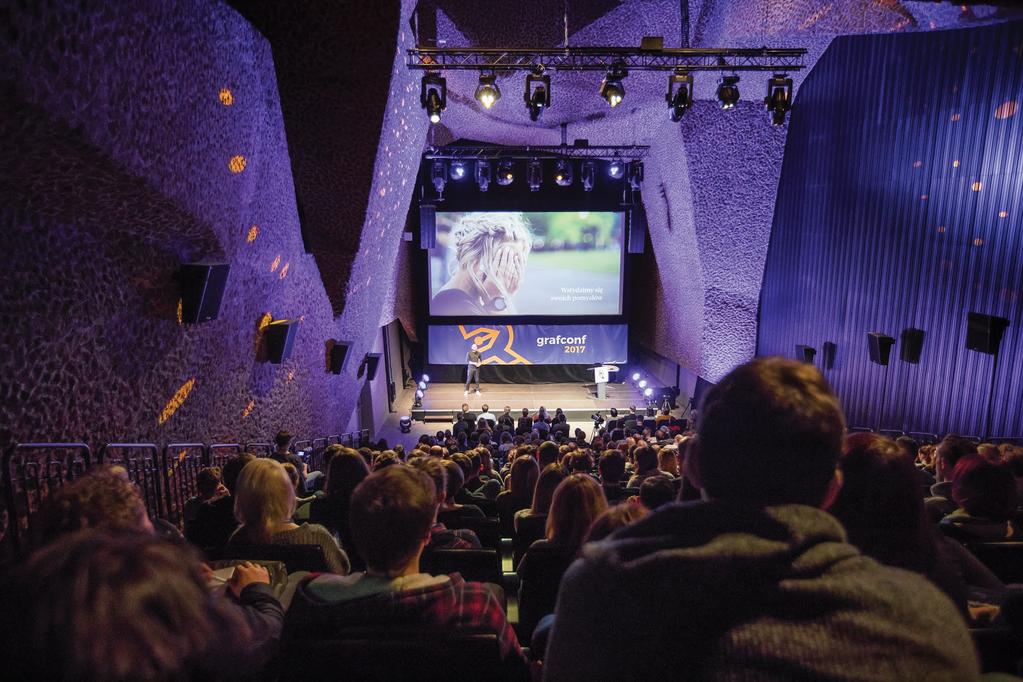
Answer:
top-left (544, 358), bottom-right (979, 681)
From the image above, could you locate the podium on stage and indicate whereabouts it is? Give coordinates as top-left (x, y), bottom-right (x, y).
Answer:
top-left (589, 364), bottom-right (619, 400)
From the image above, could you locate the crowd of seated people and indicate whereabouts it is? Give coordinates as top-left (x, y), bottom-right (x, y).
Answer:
top-left (3, 358), bottom-right (1023, 679)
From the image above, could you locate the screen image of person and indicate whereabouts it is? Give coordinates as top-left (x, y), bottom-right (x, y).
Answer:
top-left (430, 211), bottom-right (623, 317)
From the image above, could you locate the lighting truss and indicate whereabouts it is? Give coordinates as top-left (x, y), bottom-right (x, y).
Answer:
top-left (407, 46), bottom-right (807, 73)
top-left (423, 144), bottom-right (650, 162)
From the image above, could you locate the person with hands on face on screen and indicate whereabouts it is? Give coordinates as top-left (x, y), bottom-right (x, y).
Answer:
top-left (432, 212), bottom-right (532, 316)
top-left (465, 343), bottom-right (483, 396)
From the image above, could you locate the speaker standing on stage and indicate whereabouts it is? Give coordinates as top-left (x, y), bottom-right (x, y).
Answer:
top-left (465, 344), bottom-right (482, 396)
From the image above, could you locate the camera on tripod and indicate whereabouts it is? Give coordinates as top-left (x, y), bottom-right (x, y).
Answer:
top-left (591, 412), bottom-right (604, 426)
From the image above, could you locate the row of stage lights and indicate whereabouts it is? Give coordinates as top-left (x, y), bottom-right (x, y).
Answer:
top-left (420, 69), bottom-right (794, 126)
top-left (631, 371), bottom-right (656, 401)
top-left (431, 157), bottom-right (643, 193)
top-left (413, 374), bottom-right (431, 407)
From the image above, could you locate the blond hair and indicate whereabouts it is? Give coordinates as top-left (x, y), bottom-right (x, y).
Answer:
top-left (449, 212), bottom-right (532, 301)
top-left (233, 458), bottom-right (296, 543)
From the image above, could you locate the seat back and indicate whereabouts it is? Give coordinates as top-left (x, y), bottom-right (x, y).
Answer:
top-left (420, 548), bottom-right (502, 586)
top-left (208, 443), bottom-right (243, 469)
top-left (451, 515), bottom-right (502, 551)
top-left (207, 543), bottom-right (330, 573)
top-left (517, 543), bottom-right (575, 640)
top-left (164, 443), bottom-right (206, 527)
top-left (513, 515), bottom-right (546, 567)
top-left (965, 542), bottom-right (1023, 584)
top-left (243, 442), bottom-right (274, 458)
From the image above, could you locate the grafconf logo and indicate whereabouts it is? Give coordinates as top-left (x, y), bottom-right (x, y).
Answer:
top-left (536, 334), bottom-right (588, 347)
top-left (458, 325), bottom-right (531, 365)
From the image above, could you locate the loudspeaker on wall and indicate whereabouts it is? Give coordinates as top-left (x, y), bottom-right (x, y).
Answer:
top-left (179, 263), bottom-right (230, 323)
top-left (328, 341), bottom-right (350, 374)
top-left (264, 320), bottom-right (299, 364)
top-left (867, 332), bottom-right (895, 366)
top-left (822, 342), bottom-right (837, 370)
top-left (795, 345), bottom-right (816, 364)
top-left (900, 328), bottom-right (925, 364)
top-left (965, 313), bottom-right (1010, 355)
top-left (420, 203), bottom-right (437, 250)
top-left (363, 353), bottom-right (381, 381)
top-left (627, 203), bottom-right (647, 254)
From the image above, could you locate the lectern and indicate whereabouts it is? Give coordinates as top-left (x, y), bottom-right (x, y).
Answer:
top-left (590, 364), bottom-right (619, 400)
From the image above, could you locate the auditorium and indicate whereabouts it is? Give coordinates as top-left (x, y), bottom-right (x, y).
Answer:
top-left (1, 0), bottom-right (1022, 679)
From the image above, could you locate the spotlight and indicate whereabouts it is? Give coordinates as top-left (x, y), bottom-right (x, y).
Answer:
top-left (600, 63), bottom-right (627, 108)
top-left (644, 387), bottom-right (654, 398)
top-left (420, 72), bottom-right (446, 123)
top-left (422, 374), bottom-right (430, 383)
top-left (418, 380), bottom-right (427, 391)
top-left (524, 68), bottom-right (551, 122)
top-left (449, 161), bottom-right (467, 180)
top-left (716, 75), bottom-right (740, 110)
top-left (632, 372), bottom-right (641, 381)
top-left (581, 160), bottom-right (595, 192)
top-left (765, 73), bottom-right (793, 126)
top-left (413, 390), bottom-right (424, 408)
top-left (400, 415), bottom-right (412, 433)
top-left (527, 158), bottom-right (542, 192)
top-left (554, 159), bottom-right (573, 187)
top-left (639, 379), bottom-right (648, 389)
top-left (628, 161), bottom-right (644, 191)
top-left (497, 159), bottom-right (515, 186)
top-left (608, 160), bottom-right (625, 179)
top-left (475, 72), bottom-right (501, 109)
top-left (475, 161), bottom-right (491, 192)
top-left (666, 70), bottom-right (694, 122)
top-left (431, 160), bottom-right (447, 196)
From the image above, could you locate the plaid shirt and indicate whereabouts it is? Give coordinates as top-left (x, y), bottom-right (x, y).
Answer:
top-left (430, 523), bottom-right (481, 550)
top-left (291, 572), bottom-right (525, 665)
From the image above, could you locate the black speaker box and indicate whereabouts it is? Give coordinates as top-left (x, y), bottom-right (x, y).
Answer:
top-left (179, 263), bottom-right (229, 323)
top-left (264, 320), bottom-right (299, 364)
top-left (627, 203), bottom-right (647, 254)
top-left (822, 342), bottom-right (837, 370)
top-left (900, 328), bottom-right (925, 364)
top-left (364, 353), bottom-right (381, 381)
top-left (795, 345), bottom-right (817, 364)
top-left (420, 203), bottom-right (437, 250)
top-left (867, 332), bottom-right (895, 366)
top-left (329, 341), bottom-right (350, 374)
top-left (966, 313), bottom-right (1010, 355)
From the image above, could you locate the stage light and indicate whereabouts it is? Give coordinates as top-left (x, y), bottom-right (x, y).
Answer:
top-left (475, 161), bottom-right (491, 192)
top-left (524, 68), bottom-right (551, 122)
top-left (497, 159), bottom-right (515, 186)
top-left (413, 391), bottom-right (423, 408)
top-left (449, 161), bottom-right (467, 180)
top-left (422, 374), bottom-right (430, 383)
top-left (600, 64), bottom-right (627, 108)
top-left (475, 72), bottom-right (501, 109)
top-left (581, 161), bottom-right (595, 191)
top-left (628, 161), bottom-right (644, 191)
top-left (420, 72), bottom-right (446, 123)
top-left (667, 70), bottom-right (694, 122)
top-left (632, 372), bottom-right (641, 381)
top-left (639, 379), bottom-right (648, 389)
top-left (608, 160), bottom-right (624, 179)
top-left (764, 73), bottom-right (793, 125)
top-left (717, 75), bottom-right (740, 110)
top-left (418, 380), bottom-right (427, 391)
top-left (644, 387), bottom-right (654, 397)
top-left (554, 159), bottom-right (573, 187)
top-left (431, 160), bottom-right (447, 195)
top-left (400, 415), bottom-right (412, 433)
top-left (527, 158), bottom-right (542, 192)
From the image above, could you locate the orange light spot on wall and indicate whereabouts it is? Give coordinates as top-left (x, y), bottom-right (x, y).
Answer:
top-left (971, 181), bottom-right (983, 192)
top-left (950, 113), bottom-right (961, 122)
top-left (920, 194), bottom-right (929, 201)
top-left (219, 88), bottom-right (234, 106)
top-left (287, 369), bottom-right (296, 383)
top-left (998, 210), bottom-right (1009, 219)
top-left (952, 159), bottom-right (960, 168)
top-left (936, 226), bottom-right (946, 233)
top-left (973, 238), bottom-right (984, 247)
top-left (299, 315), bottom-right (306, 322)
top-left (270, 255), bottom-right (281, 272)
top-left (158, 378), bottom-right (196, 425)
top-left (279, 262), bottom-right (290, 279)
top-left (228, 155), bottom-right (247, 173)
top-left (913, 160), bottom-right (922, 168)
top-left (176, 299), bottom-right (183, 325)
top-left (258, 312), bottom-right (273, 332)
top-left (994, 100), bottom-right (1018, 120)
top-left (378, 187), bottom-right (386, 197)
top-left (242, 399), bottom-right (255, 419)
top-left (246, 225), bottom-right (259, 243)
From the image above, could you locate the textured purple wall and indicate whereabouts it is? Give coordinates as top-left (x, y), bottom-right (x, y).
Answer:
top-left (0, 0), bottom-right (426, 446)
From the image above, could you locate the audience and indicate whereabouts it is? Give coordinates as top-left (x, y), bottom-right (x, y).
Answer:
top-left (544, 357), bottom-right (980, 680)
top-left (496, 454), bottom-right (538, 536)
top-left (187, 452), bottom-right (255, 547)
top-left (308, 446), bottom-right (369, 566)
top-left (514, 463), bottom-right (566, 565)
top-left (271, 430), bottom-right (307, 492)
top-left (184, 466), bottom-right (224, 526)
top-left (408, 456), bottom-right (482, 550)
top-left (941, 454), bottom-right (1021, 541)
top-left (582, 501), bottom-right (648, 544)
top-left (638, 475), bottom-right (675, 510)
top-left (230, 458), bottom-right (351, 574)
top-left (597, 449), bottom-right (629, 502)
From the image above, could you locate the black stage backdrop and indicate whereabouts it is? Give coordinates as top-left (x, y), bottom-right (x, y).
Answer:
top-left (423, 363), bottom-right (601, 384)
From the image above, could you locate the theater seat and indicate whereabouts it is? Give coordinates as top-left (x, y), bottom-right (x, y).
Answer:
top-left (964, 542), bottom-right (1023, 584)
top-left (205, 544), bottom-right (329, 573)
top-left (420, 548), bottom-right (502, 587)
top-left (279, 627), bottom-right (526, 681)
top-left (449, 515), bottom-right (502, 551)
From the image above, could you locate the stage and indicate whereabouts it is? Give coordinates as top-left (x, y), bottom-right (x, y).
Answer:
top-left (410, 381), bottom-right (649, 423)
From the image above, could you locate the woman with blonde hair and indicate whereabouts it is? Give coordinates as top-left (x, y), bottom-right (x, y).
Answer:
top-left (230, 458), bottom-right (350, 574)
top-left (432, 212), bottom-right (533, 315)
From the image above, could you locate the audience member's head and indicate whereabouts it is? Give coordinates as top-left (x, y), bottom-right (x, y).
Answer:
top-left (509, 454), bottom-right (539, 499)
top-left (408, 456), bottom-right (448, 503)
top-left (233, 458), bottom-right (296, 543)
top-left (373, 450), bottom-right (400, 471)
top-left (568, 450), bottom-right (593, 474)
top-left (935, 435), bottom-right (977, 482)
top-left (197, 466), bottom-right (223, 500)
top-left (442, 459), bottom-right (466, 501)
top-left (693, 357), bottom-right (845, 507)
top-left (532, 464), bottom-right (567, 515)
top-left (274, 429), bottom-right (292, 452)
top-left (639, 476), bottom-right (676, 510)
top-left (281, 462), bottom-right (301, 494)
top-left (951, 455), bottom-right (1018, 521)
top-left (598, 449), bottom-right (626, 484)
top-left (634, 447), bottom-right (659, 474)
top-left (325, 447), bottom-right (370, 498)
top-left (223, 452), bottom-right (256, 495)
top-left (546, 474), bottom-right (608, 549)
top-left (538, 441), bottom-right (560, 468)
top-left (583, 502), bottom-right (648, 544)
top-left (0, 531), bottom-right (246, 681)
top-left (36, 466), bottom-right (152, 546)
top-left (349, 466), bottom-right (436, 575)
top-left (658, 447), bottom-right (679, 476)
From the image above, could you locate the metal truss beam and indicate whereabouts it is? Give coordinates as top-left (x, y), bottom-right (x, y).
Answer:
top-left (424, 145), bottom-right (650, 161)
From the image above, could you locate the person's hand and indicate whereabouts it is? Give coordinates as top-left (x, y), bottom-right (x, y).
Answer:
top-left (198, 563), bottom-right (215, 583)
top-left (228, 561), bottom-right (270, 598)
top-left (491, 245), bottom-right (524, 295)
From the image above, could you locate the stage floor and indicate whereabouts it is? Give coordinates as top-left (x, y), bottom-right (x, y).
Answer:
top-left (414, 381), bottom-right (647, 422)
